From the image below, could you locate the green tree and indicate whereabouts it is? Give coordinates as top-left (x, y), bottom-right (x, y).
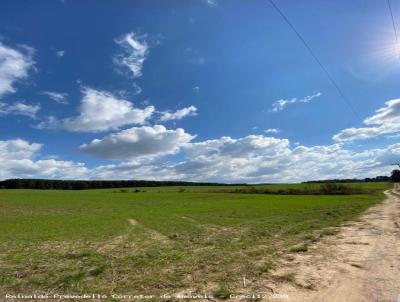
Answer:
top-left (391, 169), bottom-right (400, 182)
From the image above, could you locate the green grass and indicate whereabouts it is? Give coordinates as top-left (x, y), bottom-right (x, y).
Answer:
top-left (0, 182), bottom-right (390, 297)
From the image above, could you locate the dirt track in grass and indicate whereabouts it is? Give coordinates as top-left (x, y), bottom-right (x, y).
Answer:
top-left (268, 185), bottom-right (400, 302)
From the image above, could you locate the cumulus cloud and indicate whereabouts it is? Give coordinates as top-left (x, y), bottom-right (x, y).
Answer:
top-left (38, 87), bottom-right (154, 132)
top-left (3, 94), bottom-right (400, 182)
top-left (80, 135), bottom-right (397, 183)
top-left (2, 158), bottom-right (88, 180)
top-left (333, 99), bottom-right (400, 142)
top-left (0, 139), bottom-right (87, 180)
top-left (159, 106), bottom-right (197, 121)
top-left (272, 92), bottom-right (321, 112)
top-left (0, 101), bottom-right (40, 118)
top-left (78, 125), bottom-right (195, 160)
top-left (0, 139), bottom-right (41, 159)
top-left (42, 91), bottom-right (68, 104)
top-left (264, 128), bottom-right (279, 134)
top-left (0, 42), bottom-right (35, 98)
top-left (89, 160), bottom-right (180, 181)
top-left (1, 134), bottom-right (397, 182)
top-left (178, 138), bottom-right (394, 183)
top-left (173, 135), bottom-right (291, 181)
top-left (114, 32), bottom-right (148, 78)
top-left (188, 135), bottom-right (289, 158)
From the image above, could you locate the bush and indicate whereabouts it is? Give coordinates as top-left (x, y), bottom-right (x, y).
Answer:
top-left (222, 183), bottom-right (368, 195)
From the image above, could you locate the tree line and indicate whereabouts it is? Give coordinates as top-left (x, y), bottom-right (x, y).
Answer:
top-left (0, 171), bottom-right (398, 190)
top-left (0, 179), bottom-right (230, 190)
top-left (304, 175), bottom-right (393, 183)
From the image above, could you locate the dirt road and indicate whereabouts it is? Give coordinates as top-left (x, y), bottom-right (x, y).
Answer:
top-left (270, 185), bottom-right (400, 302)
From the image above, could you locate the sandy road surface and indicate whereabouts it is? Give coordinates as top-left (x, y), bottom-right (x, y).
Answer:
top-left (271, 185), bottom-right (400, 302)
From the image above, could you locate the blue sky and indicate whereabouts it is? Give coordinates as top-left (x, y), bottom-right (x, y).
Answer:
top-left (0, 0), bottom-right (400, 182)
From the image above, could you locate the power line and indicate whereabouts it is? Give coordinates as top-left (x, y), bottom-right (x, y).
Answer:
top-left (387, 0), bottom-right (400, 58)
top-left (266, 0), bottom-right (360, 120)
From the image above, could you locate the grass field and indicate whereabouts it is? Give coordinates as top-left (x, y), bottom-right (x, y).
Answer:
top-left (0, 182), bottom-right (390, 300)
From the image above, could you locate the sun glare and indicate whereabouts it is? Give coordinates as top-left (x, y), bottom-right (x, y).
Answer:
top-left (373, 29), bottom-right (400, 64)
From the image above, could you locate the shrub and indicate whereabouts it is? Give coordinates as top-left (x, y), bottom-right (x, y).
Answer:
top-left (222, 183), bottom-right (368, 195)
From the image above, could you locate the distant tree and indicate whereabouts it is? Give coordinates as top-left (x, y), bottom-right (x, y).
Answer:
top-left (0, 178), bottom-right (230, 190)
top-left (391, 169), bottom-right (400, 182)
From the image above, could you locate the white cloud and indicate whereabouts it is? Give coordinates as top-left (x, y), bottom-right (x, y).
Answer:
top-left (205, 0), bottom-right (217, 7)
top-left (132, 82), bottom-right (142, 95)
top-left (2, 158), bottom-right (88, 180)
top-left (159, 106), bottom-right (197, 122)
top-left (364, 99), bottom-right (400, 125)
top-left (175, 138), bottom-right (394, 183)
top-left (56, 50), bottom-right (65, 57)
top-left (0, 101), bottom-right (40, 118)
top-left (114, 32), bottom-right (148, 78)
top-left (272, 92), bottom-right (322, 112)
top-left (42, 91), bottom-right (68, 104)
top-left (0, 139), bottom-right (87, 180)
top-left (81, 135), bottom-right (397, 183)
top-left (264, 128), bottom-right (279, 134)
top-left (4, 94), bottom-right (400, 182)
top-left (1, 135), bottom-right (397, 182)
top-left (0, 43), bottom-right (35, 98)
top-left (186, 135), bottom-right (290, 158)
top-left (38, 87), bottom-right (154, 132)
top-left (89, 159), bottom-right (185, 181)
top-left (0, 139), bottom-right (41, 159)
top-left (78, 125), bottom-right (194, 160)
top-left (333, 98), bottom-right (400, 142)
top-left (35, 116), bottom-right (59, 130)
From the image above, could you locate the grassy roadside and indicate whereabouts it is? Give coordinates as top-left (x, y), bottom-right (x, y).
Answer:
top-left (0, 182), bottom-right (390, 299)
